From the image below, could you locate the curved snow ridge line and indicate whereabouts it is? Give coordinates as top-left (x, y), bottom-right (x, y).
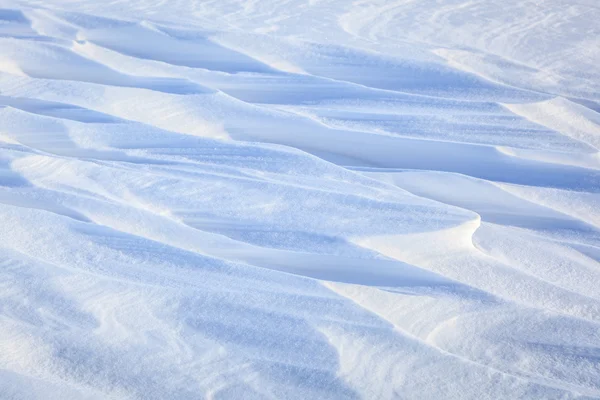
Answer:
top-left (11, 179), bottom-right (454, 289)
top-left (66, 23), bottom-right (481, 103)
top-left (3, 10), bottom-right (596, 190)
top-left (0, 39), bottom-right (213, 96)
top-left (90, 31), bottom-right (543, 116)
top-left (8, 73), bottom-right (596, 199)
top-left (5, 152), bottom-right (473, 288)
top-left (356, 167), bottom-right (600, 235)
top-left (2, 186), bottom-right (528, 398)
top-left (4, 1), bottom-right (600, 304)
top-left (503, 97), bottom-right (600, 152)
top-left (0, 8), bottom-right (222, 95)
top-left (2, 6), bottom-right (596, 290)
top-left (354, 168), bottom-right (600, 303)
top-left (0, 199), bottom-right (321, 294)
top-left (1, 1), bottom-right (599, 398)
top-left (275, 101), bottom-right (599, 172)
top-left (20, 8), bottom-right (305, 77)
top-left (494, 183), bottom-right (600, 232)
top-left (0, 94), bottom-right (123, 124)
top-left (352, 217), bottom-right (600, 323)
top-left (323, 282), bottom-right (600, 398)
top-left (21, 6), bottom-right (550, 106)
top-left (0, 115), bottom-right (439, 216)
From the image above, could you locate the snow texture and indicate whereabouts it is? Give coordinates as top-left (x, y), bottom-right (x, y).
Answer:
top-left (0, 0), bottom-right (599, 399)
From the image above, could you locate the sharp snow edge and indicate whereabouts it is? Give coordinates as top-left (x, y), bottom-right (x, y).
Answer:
top-left (0, 1), bottom-right (599, 399)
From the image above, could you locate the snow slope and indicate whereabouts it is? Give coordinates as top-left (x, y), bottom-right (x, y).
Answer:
top-left (0, 0), bottom-right (599, 398)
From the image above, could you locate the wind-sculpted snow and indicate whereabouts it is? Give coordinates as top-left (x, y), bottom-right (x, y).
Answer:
top-left (0, 0), bottom-right (599, 399)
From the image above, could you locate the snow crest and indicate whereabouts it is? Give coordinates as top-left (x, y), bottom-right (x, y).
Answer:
top-left (0, 0), bottom-right (599, 398)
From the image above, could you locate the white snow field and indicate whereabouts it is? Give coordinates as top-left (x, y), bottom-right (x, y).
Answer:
top-left (0, 0), bottom-right (599, 398)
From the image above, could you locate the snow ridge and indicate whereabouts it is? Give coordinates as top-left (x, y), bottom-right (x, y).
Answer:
top-left (0, 0), bottom-right (599, 399)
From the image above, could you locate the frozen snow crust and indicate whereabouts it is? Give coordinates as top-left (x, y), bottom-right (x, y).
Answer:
top-left (0, 0), bottom-right (599, 398)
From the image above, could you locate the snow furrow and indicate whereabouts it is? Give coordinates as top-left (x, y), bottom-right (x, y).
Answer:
top-left (0, 0), bottom-right (598, 399)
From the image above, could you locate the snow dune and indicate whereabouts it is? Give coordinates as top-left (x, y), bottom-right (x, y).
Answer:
top-left (0, 0), bottom-right (599, 398)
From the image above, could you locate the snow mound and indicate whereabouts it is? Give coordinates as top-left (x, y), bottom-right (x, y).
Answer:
top-left (0, 0), bottom-right (599, 399)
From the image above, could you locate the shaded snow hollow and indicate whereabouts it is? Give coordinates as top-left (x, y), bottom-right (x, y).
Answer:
top-left (0, 0), bottom-right (599, 399)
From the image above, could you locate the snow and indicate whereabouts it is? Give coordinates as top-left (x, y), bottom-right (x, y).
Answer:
top-left (0, 0), bottom-right (599, 398)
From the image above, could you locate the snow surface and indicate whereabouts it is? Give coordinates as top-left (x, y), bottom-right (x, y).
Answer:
top-left (0, 0), bottom-right (599, 398)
